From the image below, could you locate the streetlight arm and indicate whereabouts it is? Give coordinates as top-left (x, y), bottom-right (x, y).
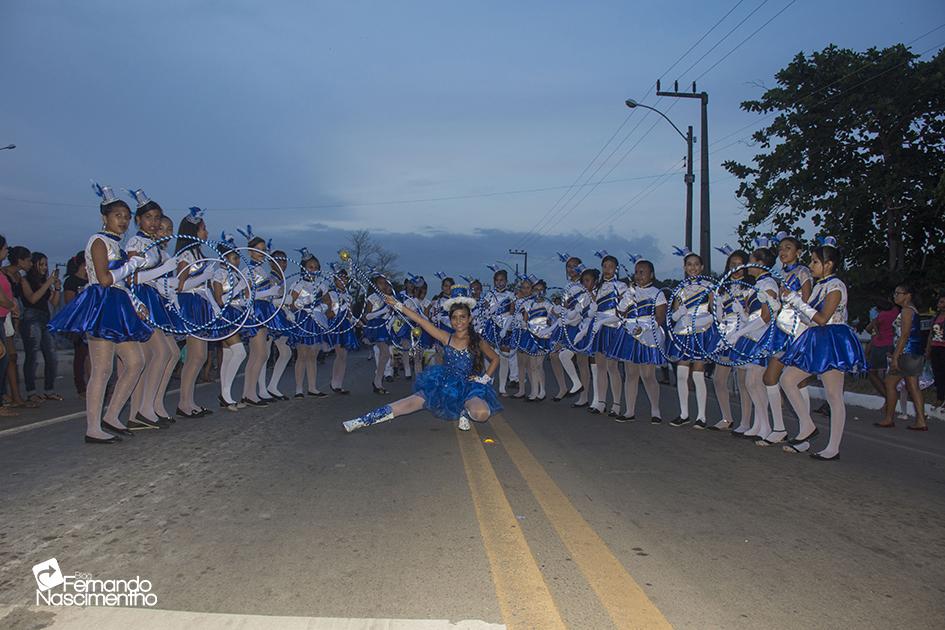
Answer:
top-left (624, 101), bottom-right (687, 143)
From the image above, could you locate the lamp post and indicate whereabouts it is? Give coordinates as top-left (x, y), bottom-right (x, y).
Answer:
top-left (625, 99), bottom-right (694, 252)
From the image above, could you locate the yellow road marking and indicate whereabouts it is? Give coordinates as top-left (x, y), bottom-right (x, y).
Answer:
top-left (491, 414), bottom-right (673, 630)
top-left (457, 425), bottom-right (566, 630)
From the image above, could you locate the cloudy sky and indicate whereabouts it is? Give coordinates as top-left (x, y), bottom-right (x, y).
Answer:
top-left (1, 0), bottom-right (942, 284)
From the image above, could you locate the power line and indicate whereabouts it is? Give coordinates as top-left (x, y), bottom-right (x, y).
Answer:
top-left (512, 0), bottom-right (752, 248)
top-left (693, 0), bottom-right (798, 82)
top-left (674, 0), bottom-right (773, 82)
top-left (0, 171), bottom-right (677, 212)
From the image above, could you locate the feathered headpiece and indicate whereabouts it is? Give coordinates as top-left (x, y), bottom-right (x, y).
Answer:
top-left (594, 249), bottom-right (608, 259)
top-left (434, 271), bottom-right (448, 281)
top-left (236, 225), bottom-right (255, 241)
top-left (626, 252), bottom-right (644, 265)
top-left (556, 251), bottom-right (570, 263)
top-left (91, 180), bottom-right (120, 210)
top-left (124, 187), bottom-right (152, 209)
top-left (486, 264), bottom-right (502, 274)
top-left (297, 247), bottom-right (315, 262)
top-left (752, 235), bottom-right (774, 250)
top-left (672, 245), bottom-right (693, 258)
top-left (715, 243), bottom-right (734, 256)
top-left (442, 285), bottom-right (476, 310)
top-left (817, 235), bottom-right (839, 248)
top-left (184, 206), bottom-right (205, 225)
top-left (220, 231), bottom-right (237, 248)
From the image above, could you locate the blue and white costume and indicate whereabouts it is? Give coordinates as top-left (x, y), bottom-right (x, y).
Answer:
top-left (49, 232), bottom-right (152, 343)
top-left (175, 246), bottom-right (218, 334)
top-left (772, 262), bottom-right (813, 353)
top-left (126, 230), bottom-right (182, 333)
top-left (289, 273), bottom-right (329, 346)
top-left (323, 287), bottom-right (360, 350)
top-left (561, 287), bottom-right (597, 354)
top-left (412, 336), bottom-right (503, 421)
top-left (364, 292), bottom-right (394, 344)
top-left (731, 272), bottom-right (780, 366)
top-left (517, 294), bottom-right (557, 355)
top-left (591, 275), bottom-right (628, 357)
top-left (780, 276), bottom-right (867, 374)
top-left (613, 284), bottom-right (667, 365)
top-left (481, 287), bottom-right (515, 349)
top-left (668, 277), bottom-right (717, 362)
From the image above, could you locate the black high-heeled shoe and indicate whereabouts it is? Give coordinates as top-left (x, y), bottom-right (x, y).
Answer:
top-left (85, 434), bottom-right (121, 444)
top-left (131, 414), bottom-right (163, 430)
top-left (103, 422), bottom-right (134, 436)
top-left (571, 401), bottom-right (588, 408)
top-left (241, 397), bottom-right (269, 407)
top-left (789, 427), bottom-right (819, 445)
top-left (158, 414), bottom-right (176, 424)
top-left (373, 384), bottom-right (389, 395)
top-left (331, 387), bottom-right (350, 395)
top-left (267, 390), bottom-right (290, 401)
top-left (308, 390), bottom-right (328, 398)
top-left (566, 385), bottom-right (584, 398)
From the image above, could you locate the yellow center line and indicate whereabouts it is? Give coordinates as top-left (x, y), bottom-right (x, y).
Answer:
top-left (490, 414), bottom-right (673, 630)
top-left (457, 424), bottom-right (567, 630)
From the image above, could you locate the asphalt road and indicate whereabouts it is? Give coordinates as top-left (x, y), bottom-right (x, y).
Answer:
top-left (1, 351), bottom-right (943, 629)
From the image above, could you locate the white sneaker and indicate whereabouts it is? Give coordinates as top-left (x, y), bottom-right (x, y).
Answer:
top-left (457, 413), bottom-right (471, 431)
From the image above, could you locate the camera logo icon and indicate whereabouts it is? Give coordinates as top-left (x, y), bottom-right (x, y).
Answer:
top-left (32, 558), bottom-right (64, 592)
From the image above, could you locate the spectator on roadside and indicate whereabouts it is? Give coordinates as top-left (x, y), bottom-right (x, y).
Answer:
top-left (1, 245), bottom-right (39, 408)
top-left (926, 294), bottom-right (945, 409)
top-left (0, 235), bottom-right (17, 417)
top-left (63, 252), bottom-right (89, 398)
top-left (864, 297), bottom-right (899, 397)
top-left (20, 251), bottom-right (62, 401)
top-left (875, 283), bottom-right (927, 431)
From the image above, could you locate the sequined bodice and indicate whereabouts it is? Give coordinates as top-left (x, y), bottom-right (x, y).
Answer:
top-left (85, 233), bottom-right (128, 286)
top-left (443, 343), bottom-right (474, 377)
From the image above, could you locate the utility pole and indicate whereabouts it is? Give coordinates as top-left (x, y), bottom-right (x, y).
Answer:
top-left (509, 249), bottom-right (527, 276)
top-left (685, 125), bottom-right (694, 252)
top-left (656, 80), bottom-right (710, 273)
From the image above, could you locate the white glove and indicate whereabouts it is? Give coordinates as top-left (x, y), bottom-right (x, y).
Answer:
top-left (756, 290), bottom-right (781, 314)
top-left (109, 256), bottom-right (146, 284)
top-left (182, 267), bottom-right (215, 291)
top-left (671, 304), bottom-right (690, 323)
top-left (137, 256), bottom-right (178, 283)
top-left (472, 374), bottom-right (493, 385)
top-left (255, 284), bottom-right (284, 299)
top-left (783, 290), bottom-right (805, 309)
top-left (795, 301), bottom-right (819, 324)
top-left (731, 313), bottom-right (767, 343)
top-left (731, 298), bottom-right (747, 318)
top-left (593, 313), bottom-right (620, 333)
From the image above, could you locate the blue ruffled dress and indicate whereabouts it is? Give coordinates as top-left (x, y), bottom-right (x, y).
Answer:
top-left (413, 340), bottom-right (502, 421)
top-left (48, 234), bottom-right (152, 343)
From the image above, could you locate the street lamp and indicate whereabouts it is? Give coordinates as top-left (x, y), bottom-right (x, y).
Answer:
top-left (625, 99), bottom-right (695, 252)
top-left (508, 249), bottom-right (527, 276)
top-left (1, 144), bottom-right (15, 151)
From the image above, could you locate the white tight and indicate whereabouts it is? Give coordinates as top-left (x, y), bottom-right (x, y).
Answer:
top-left (373, 343), bottom-right (391, 389)
top-left (294, 345), bottom-right (319, 394)
top-left (129, 330), bottom-right (177, 421)
top-left (623, 362), bottom-right (660, 418)
top-left (87, 337), bottom-right (145, 437)
top-left (783, 367), bottom-right (845, 457)
top-left (593, 352), bottom-right (622, 411)
top-left (241, 330), bottom-right (269, 401)
top-left (178, 336), bottom-right (207, 412)
top-left (331, 346), bottom-right (348, 389)
top-left (388, 393), bottom-right (492, 423)
top-left (743, 364), bottom-right (770, 437)
top-left (267, 337), bottom-right (292, 396)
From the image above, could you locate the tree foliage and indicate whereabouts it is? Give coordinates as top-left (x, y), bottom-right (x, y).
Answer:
top-left (345, 230), bottom-right (400, 298)
top-left (724, 44), bottom-right (945, 297)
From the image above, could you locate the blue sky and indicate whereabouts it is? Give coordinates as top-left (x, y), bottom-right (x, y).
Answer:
top-left (1, 0), bottom-right (942, 284)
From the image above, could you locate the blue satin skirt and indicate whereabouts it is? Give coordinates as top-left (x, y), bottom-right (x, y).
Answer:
top-left (176, 292), bottom-right (216, 334)
top-left (731, 334), bottom-right (771, 367)
top-left (780, 324), bottom-right (867, 374)
top-left (48, 285), bottom-right (152, 343)
top-left (668, 328), bottom-right (718, 362)
top-left (132, 284), bottom-right (184, 333)
top-left (323, 313), bottom-right (360, 350)
top-left (364, 318), bottom-right (392, 343)
top-left (413, 366), bottom-right (503, 421)
top-left (611, 328), bottom-right (666, 365)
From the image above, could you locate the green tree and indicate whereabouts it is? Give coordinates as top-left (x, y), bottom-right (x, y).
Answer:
top-left (724, 44), bottom-right (945, 294)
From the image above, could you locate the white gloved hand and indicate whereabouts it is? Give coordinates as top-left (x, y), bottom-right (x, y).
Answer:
top-left (795, 301), bottom-right (819, 324)
top-left (472, 374), bottom-right (493, 385)
top-left (671, 304), bottom-right (690, 322)
top-left (109, 256), bottom-right (147, 284)
top-left (137, 256), bottom-right (178, 283)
